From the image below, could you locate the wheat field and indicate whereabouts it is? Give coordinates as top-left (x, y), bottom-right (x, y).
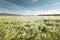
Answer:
top-left (0, 16), bottom-right (60, 40)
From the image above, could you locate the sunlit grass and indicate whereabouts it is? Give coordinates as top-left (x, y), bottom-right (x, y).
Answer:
top-left (0, 16), bottom-right (60, 40)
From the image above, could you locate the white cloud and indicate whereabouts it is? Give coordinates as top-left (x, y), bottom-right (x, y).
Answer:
top-left (0, 0), bottom-right (60, 15)
top-left (34, 2), bottom-right (60, 10)
top-left (0, 8), bottom-right (60, 15)
top-left (0, 0), bottom-right (27, 10)
top-left (23, 0), bottom-right (38, 5)
top-left (30, 0), bottom-right (38, 2)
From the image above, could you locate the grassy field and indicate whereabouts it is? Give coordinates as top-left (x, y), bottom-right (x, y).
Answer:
top-left (0, 16), bottom-right (60, 40)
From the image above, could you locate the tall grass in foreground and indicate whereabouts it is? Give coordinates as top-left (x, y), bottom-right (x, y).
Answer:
top-left (0, 16), bottom-right (60, 40)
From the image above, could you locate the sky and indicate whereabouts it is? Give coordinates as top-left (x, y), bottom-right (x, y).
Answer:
top-left (0, 0), bottom-right (60, 15)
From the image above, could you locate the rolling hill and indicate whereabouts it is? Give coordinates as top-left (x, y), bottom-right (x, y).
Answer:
top-left (0, 13), bottom-right (21, 16)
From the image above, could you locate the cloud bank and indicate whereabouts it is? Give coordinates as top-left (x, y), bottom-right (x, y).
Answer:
top-left (0, 0), bottom-right (60, 15)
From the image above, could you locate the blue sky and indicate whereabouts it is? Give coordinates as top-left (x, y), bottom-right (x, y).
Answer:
top-left (0, 0), bottom-right (60, 15)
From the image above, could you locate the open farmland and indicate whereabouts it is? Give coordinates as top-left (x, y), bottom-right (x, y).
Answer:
top-left (0, 16), bottom-right (60, 40)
